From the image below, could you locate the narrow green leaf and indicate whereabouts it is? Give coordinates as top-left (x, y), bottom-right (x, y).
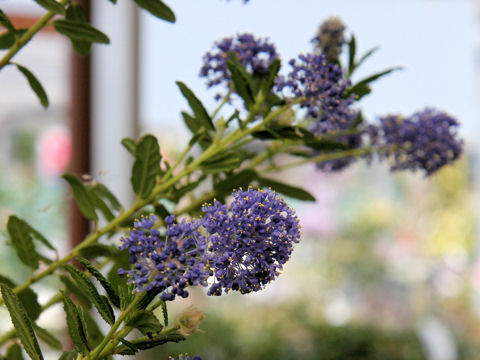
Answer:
top-left (347, 35), bottom-right (356, 75)
top-left (82, 310), bottom-right (104, 348)
top-left (53, 19), bottom-right (110, 44)
top-left (60, 276), bottom-right (92, 308)
top-left (216, 169), bottom-right (257, 193)
top-left (226, 56), bottom-right (255, 109)
top-left (161, 301), bottom-right (168, 326)
top-left (305, 139), bottom-right (351, 151)
top-left (78, 244), bottom-right (119, 259)
top-left (1, 284), bottom-right (44, 360)
top-left (0, 275), bottom-right (42, 320)
top-left (33, 325), bottom-right (62, 350)
top-left (58, 351), bottom-right (78, 360)
top-left (10, 216), bottom-right (55, 251)
top-left (90, 183), bottom-right (122, 211)
top-left (126, 310), bottom-right (163, 336)
top-left (7, 216), bottom-right (39, 270)
top-left (65, 4), bottom-right (91, 56)
top-left (257, 177), bottom-right (316, 201)
top-left (118, 338), bottom-right (138, 354)
top-left (62, 172), bottom-right (98, 221)
top-left (262, 58), bottom-right (281, 95)
top-left (201, 151), bottom-right (243, 174)
top-left (0, 31), bottom-right (15, 50)
top-left (118, 286), bottom-right (134, 311)
top-left (78, 257), bottom-right (120, 308)
top-left (134, 0), bottom-right (176, 23)
top-left (121, 137), bottom-right (137, 155)
top-left (88, 189), bottom-right (115, 221)
top-left (114, 333), bottom-right (185, 354)
top-left (131, 135), bottom-right (162, 198)
top-left (0, 10), bottom-right (15, 33)
top-left (6, 343), bottom-right (24, 360)
top-left (64, 264), bottom-right (115, 325)
top-left (176, 81), bottom-right (214, 130)
top-left (15, 64), bottom-right (49, 108)
top-left (347, 82), bottom-right (371, 99)
top-left (355, 46), bottom-right (380, 70)
top-left (34, 0), bottom-right (66, 15)
top-left (61, 292), bottom-right (89, 354)
top-left (355, 66), bottom-right (403, 86)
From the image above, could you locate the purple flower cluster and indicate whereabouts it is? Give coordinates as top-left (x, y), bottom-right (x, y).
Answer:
top-left (119, 189), bottom-right (301, 298)
top-left (276, 53), bottom-right (354, 121)
top-left (370, 108), bottom-right (463, 175)
top-left (118, 215), bottom-right (209, 301)
top-left (202, 188), bottom-right (301, 296)
top-left (169, 355), bottom-right (202, 360)
top-left (312, 17), bottom-right (346, 62)
top-left (200, 33), bottom-right (278, 99)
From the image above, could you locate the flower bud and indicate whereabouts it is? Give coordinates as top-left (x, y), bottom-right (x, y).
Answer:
top-left (174, 306), bottom-right (205, 336)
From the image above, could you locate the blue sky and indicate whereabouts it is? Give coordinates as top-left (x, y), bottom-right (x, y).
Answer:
top-left (140, 0), bottom-right (478, 140)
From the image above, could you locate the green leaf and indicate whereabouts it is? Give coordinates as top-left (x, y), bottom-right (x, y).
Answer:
top-left (78, 257), bottom-right (120, 308)
top-left (262, 58), bottom-right (281, 95)
top-left (252, 125), bottom-right (313, 141)
top-left (114, 333), bottom-right (185, 354)
top-left (89, 183), bottom-right (122, 211)
top-left (118, 286), bottom-right (134, 311)
top-left (6, 343), bottom-right (24, 360)
top-left (60, 276), bottom-right (92, 308)
top-left (7, 216), bottom-right (39, 270)
top-left (176, 81), bottom-right (214, 131)
top-left (61, 292), bottom-right (89, 354)
top-left (10, 216), bottom-right (55, 251)
top-left (346, 82), bottom-right (371, 99)
top-left (161, 301), bottom-right (168, 326)
top-left (200, 151), bottom-right (244, 174)
top-left (53, 19), bottom-right (110, 44)
top-left (0, 275), bottom-right (42, 320)
top-left (355, 66), bottom-right (403, 86)
top-left (118, 338), bottom-right (138, 355)
top-left (181, 112), bottom-right (212, 149)
top-left (355, 46), bottom-right (380, 70)
top-left (0, 31), bottom-right (15, 50)
top-left (126, 310), bottom-right (163, 336)
top-left (15, 64), bottom-right (49, 108)
top-left (65, 4), bottom-right (91, 56)
top-left (58, 351), bottom-right (78, 360)
top-left (82, 310), bottom-right (104, 348)
top-left (134, 0), bottom-right (176, 23)
top-left (136, 289), bottom-right (160, 310)
top-left (34, 0), bottom-right (66, 15)
top-left (121, 137), bottom-right (137, 155)
top-left (78, 244), bottom-right (119, 259)
top-left (0, 10), bottom-right (15, 33)
top-left (64, 264), bottom-right (115, 325)
top-left (0, 284), bottom-right (44, 360)
top-left (347, 35), bottom-right (356, 75)
top-left (226, 55), bottom-right (255, 109)
top-left (87, 189), bottom-right (114, 221)
top-left (257, 177), bottom-right (316, 201)
top-left (305, 139), bottom-right (351, 151)
top-left (33, 325), bottom-right (62, 350)
top-left (131, 135), bottom-right (162, 198)
top-left (62, 172), bottom-right (98, 221)
top-left (216, 169), bottom-right (258, 193)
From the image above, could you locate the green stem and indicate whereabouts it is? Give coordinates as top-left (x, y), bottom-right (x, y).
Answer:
top-left (0, 0), bottom-right (70, 70)
top-left (87, 294), bottom-right (144, 360)
top-left (210, 89), bottom-right (232, 120)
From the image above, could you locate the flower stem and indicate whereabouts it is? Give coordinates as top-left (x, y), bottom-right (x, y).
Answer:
top-left (0, 0), bottom-right (70, 70)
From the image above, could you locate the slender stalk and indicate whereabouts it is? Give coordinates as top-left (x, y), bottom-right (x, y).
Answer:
top-left (210, 89), bottom-right (232, 120)
top-left (0, 0), bottom-right (70, 70)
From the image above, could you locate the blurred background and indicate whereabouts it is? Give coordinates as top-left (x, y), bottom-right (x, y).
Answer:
top-left (1, 0), bottom-right (480, 359)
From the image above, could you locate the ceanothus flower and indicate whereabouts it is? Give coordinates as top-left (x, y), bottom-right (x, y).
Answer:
top-left (200, 33), bottom-right (278, 99)
top-left (369, 108), bottom-right (463, 175)
top-left (312, 16), bottom-right (346, 62)
top-left (118, 215), bottom-right (209, 301)
top-left (201, 188), bottom-right (301, 296)
top-left (169, 355), bottom-right (202, 360)
top-left (276, 53), bottom-right (355, 121)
